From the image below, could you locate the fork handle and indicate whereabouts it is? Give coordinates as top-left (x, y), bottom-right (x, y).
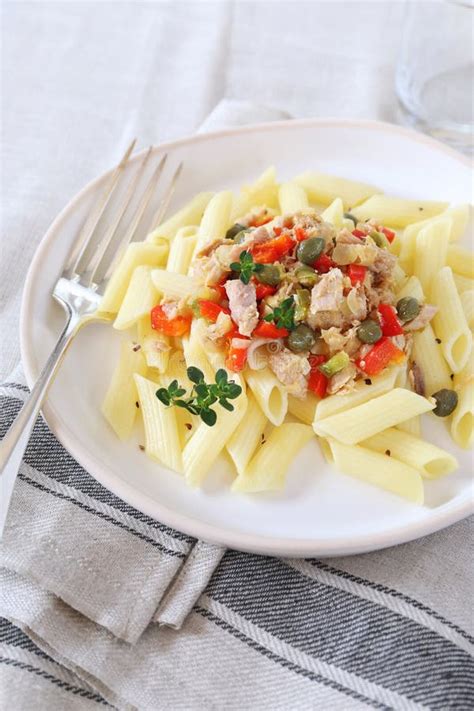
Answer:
top-left (0, 313), bottom-right (80, 536)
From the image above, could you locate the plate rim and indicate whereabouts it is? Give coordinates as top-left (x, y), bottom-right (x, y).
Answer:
top-left (20, 117), bottom-right (474, 557)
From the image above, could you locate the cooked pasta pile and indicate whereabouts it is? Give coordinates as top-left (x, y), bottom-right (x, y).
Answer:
top-left (99, 167), bottom-right (473, 503)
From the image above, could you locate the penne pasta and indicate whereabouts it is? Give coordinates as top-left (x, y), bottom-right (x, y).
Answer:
top-left (396, 275), bottom-right (425, 303)
top-left (288, 393), bottom-right (319, 425)
top-left (137, 316), bottom-right (170, 372)
top-left (278, 182), bottom-right (309, 214)
top-left (320, 197), bottom-right (344, 228)
top-left (460, 291), bottom-right (474, 330)
top-left (392, 263), bottom-right (408, 291)
top-left (166, 225), bottom-right (199, 275)
top-left (293, 171), bottom-right (379, 209)
top-left (113, 265), bottom-right (158, 331)
top-left (231, 423), bottom-right (314, 493)
top-left (453, 273), bottom-right (474, 295)
top-left (412, 323), bottom-right (452, 396)
top-left (431, 267), bottom-right (472, 373)
top-left (447, 245), bottom-right (474, 279)
top-left (226, 392), bottom-right (267, 475)
top-left (414, 218), bottom-right (451, 297)
top-left (134, 374), bottom-right (182, 472)
top-left (182, 327), bottom-right (215, 384)
top-left (352, 195), bottom-right (448, 228)
top-left (397, 417), bottom-right (421, 438)
top-left (232, 166), bottom-right (279, 220)
top-left (146, 192), bottom-right (213, 243)
top-left (451, 380), bottom-right (474, 449)
top-left (151, 268), bottom-right (201, 300)
top-left (101, 341), bottom-right (146, 440)
top-left (99, 243), bottom-right (168, 314)
top-left (313, 389), bottom-right (434, 445)
top-left (326, 439), bottom-right (424, 504)
top-left (245, 368), bottom-right (288, 426)
top-left (183, 378), bottom-right (247, 487)
top-left (314, 367), bottom-right (399, 421)
top-left (194, 191), bottom-right (233, 253)
top-left (362, 427), bottom-right (457, 479)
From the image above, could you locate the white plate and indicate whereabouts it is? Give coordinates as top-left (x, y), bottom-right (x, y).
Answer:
top-left (21, 119), bottom-right (473, 557)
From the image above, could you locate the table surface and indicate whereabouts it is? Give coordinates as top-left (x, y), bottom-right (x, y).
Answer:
top-left (0, 0), bottom-right (404, 380)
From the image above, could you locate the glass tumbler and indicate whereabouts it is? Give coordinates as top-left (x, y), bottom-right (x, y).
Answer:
top-left (396, 0), bottom-right (474, 153)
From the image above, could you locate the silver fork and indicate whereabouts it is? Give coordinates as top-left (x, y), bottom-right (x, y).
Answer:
top-left (0, 140), bottom-right (182, 535)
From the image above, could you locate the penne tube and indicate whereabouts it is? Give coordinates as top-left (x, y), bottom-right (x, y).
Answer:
top-left (278, 182), bottom-right (309, 214)
top-left (134, 374), bottom-right (182, 472)
top-left (101, 341), bottom-right (146, 440)
top-left (99, 243), bottom-right (168, 314)
top-left (151, 268), bottom-right (201, 300)
top-left (432, 267), bottom-right (472, 373)
top-left (293, 171), bottom-right (379, 209)
top-left (453, 273), bottom-right (474, 295)
top-left (327, 439), bottom-right (424, 504)
top-left (288, 393), bottom-right (319, 425)
top-left (313, 389), bottom-right (434, 445)
top-left (397, 417), bottom-right (421, 438)
top-left (362, 427), bottom-right (457, 479)
top-left (460, 291), bottom-right (474, 330)
top-left (320, 197), bottom-right (344, 228)
top-left (113, 266), bottom-right (158, 331)
top-left (451, 380), bottom-right (474, 449)
top-left (392, 263), bottom-right (408, 291)
top-left (396, 275), bottom-right (425, 303)
top-left (166, 225), bottom-right (199, 275)
top-left (137, 316), bottom-right (170, 372)
top-left (245, 368), bottom-right (288, 426)
top-left (146, 192), bottom-right (213, 243)
top-left (352, 195), bottom-right (448, 228)
top-left (194, 191), bottom-right (233, 253)
top-left (412, 323), bottom-right (452, 396)
top-left (231, 423), bottom-right (314, 493)
top-left (447, 245), bottom-right (474, 279)
top-left (226, 392), bottom-right (268, 475)
top-left (231, 166), bottom-right (279, 220)
top-left (414, 218), bottom-right (451, 297)
top-left (314, 367), bottom-right (399, 421)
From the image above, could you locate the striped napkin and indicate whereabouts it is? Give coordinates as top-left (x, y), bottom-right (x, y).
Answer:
top-left (1, 102), bottom-right (473, 710)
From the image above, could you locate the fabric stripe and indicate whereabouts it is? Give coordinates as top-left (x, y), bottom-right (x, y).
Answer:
top-left (197, 596), bottom-right (424, 710)
top-left (18, 461), bottom-right (189, 557)
top-left (0, 394), bottom-right (192, 543)
top-left (286, 559), bottom-right (474, 655)
top-left (206, 552), bottom-right (474, 709)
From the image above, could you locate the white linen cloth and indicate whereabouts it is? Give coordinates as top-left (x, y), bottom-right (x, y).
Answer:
top-left (1, 3), bottom-right (473, 710)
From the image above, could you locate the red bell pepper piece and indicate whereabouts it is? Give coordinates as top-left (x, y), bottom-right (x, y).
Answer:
top-left (313, 253), bottom-right (335, 273)
top-left (352, 229), bottom-right (365, 238)
top-left (273, 226), bottom-right (283, 236)
top-left (255, 283), bottom-right (277, 300)
top-left (347, 264), bottom-right (367, 286)
top-left (251, 234), bottom-right (295, 264)
top-left (294, 227), bottom-right (307, 242)
top-left (378, 303), bottom-right (404, 336)
top-left (196, 300), bottom-right (230, 323)
top-left (249, 213), bottom-right (273, 227)
top-left (226, 345), bottom-right (248, 372)
top-left (380, 226), bottom-right (396, 243)
top-left (253, 321), bottom-right (289, 339)
top-left (356, 337), bottom-right (405, 376)
top-left (308, 355), bottom-right (328, 398)
top-left (150, 305), bottom-right (192, 337)
top-left (212, 282), bottom-right (228, 301)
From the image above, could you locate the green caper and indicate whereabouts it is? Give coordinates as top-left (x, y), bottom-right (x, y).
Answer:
top-left (432, 389), bottom-right (458, 417)
top-left (357, 319), bottom-right (382, 344)
top-left (256, 264), bottom-right (281, 286)
top-left (396, 297), bottom-right (421, 323)
top-left (287, 324), bottom-right (316, 353)
top-left (225, 223), bottom-right (246, 240)
top-left (344, 212), bottom-right (357, 226)
top-left (296, 237), bottom-right (326, 265)
top-left (370, 231), bottom-right (390, 249)
top-left (295, 265), bottom-right (319, 287)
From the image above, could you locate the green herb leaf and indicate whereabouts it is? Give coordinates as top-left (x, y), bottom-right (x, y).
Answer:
top-left (264, 296), bottom-right (296, 330)
top-left (230, 250), bottom-right (264, 285)
top-left (200, 408), bottom-right (217, 426)
top-left (187, 367), bottom-right (204, 384)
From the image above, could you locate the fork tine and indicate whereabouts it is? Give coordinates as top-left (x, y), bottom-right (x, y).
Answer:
top-left (148, 161), bottom-right (183, 233)
top-left (99, 153), bottom-right (169, 285)
top-left (64, 138), bottom-right (136, 279)
top-left (80, 147), bottom-right (153, 287)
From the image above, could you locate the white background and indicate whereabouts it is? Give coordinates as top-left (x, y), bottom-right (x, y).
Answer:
top-left (0, 0), bottom-right (405, 379)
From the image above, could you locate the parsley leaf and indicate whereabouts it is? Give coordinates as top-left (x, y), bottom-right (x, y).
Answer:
top-left (156, 367), bottom-right (242, 427)
top-left (264, 297), bottom-right (296, 330)
top-left (230, 250), bottom-right (264, 285)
